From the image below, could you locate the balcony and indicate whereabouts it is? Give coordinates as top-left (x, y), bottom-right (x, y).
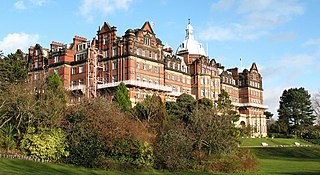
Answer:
top-left (97, 80), bottom-right (172, 92)
top-left (68, 84), bottom-right (86, 91)
top-left (167, 91), bottom-right (196, 99)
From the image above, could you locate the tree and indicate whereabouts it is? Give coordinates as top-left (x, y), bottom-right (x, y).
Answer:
top-left (312, 91), bottom-right (320, 125)
top-left (0, 50), bottom-right (3, 59)
top-left (278, 87), bottom-right (315, 137)
top-left (130, 94), bottom-right (166, 133)
top-left (113, 82), bottom-right (132, 112)
top-left (166, 93), bottom-right (195, 122)
top-left (264, 111), bottom-right (273, 120)
top-left (217, 90), bottom-right (239, 122)
top-left (0, 53), bottom-right (28, 87)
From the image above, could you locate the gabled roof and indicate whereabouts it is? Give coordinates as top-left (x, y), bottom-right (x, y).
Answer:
top-left (141, 21), bottom-right (155, 34)
top-left (250, 62), bottom-right (258, 73)
top-left (99, 22), bottom-right (112, 33)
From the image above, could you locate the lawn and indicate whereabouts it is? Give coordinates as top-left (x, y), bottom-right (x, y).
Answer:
top-left (1, 146), bottom-right (320, 175)
top-left (239, 138), bottom-right (311, 147)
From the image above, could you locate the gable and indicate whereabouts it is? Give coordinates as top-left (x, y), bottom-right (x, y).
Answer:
top-left (100, 22), bottom-right (112, 33)
top-left (141, 21), bottom-right (154, 34)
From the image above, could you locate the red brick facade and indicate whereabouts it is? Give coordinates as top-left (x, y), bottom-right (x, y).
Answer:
top-left (21, 21), bottom-right (267, 137)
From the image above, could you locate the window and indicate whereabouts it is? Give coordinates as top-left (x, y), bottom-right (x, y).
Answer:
top-left (103, 36), bottom-right (109, 45)
top-left (149, 51), bottom-right (152, 58)
top-left (79, 79), bottom-right (84, 85)
top-left (178, 64), bottom-right (180, 71)
top-left (144, 37), bottom-right (150, 45)
top-left (104, 51), bottom-right (108, 58)
top-left (149, 80), bottom-right (152, 84)
top-left (182, 78), bottom-right (185, 83)
top-left (201, 78), bottom-right (204, 84)
top-left (187, 79), bottom-right (190, 84)
top-left (201, 90), bottom-right (205, 96)
top-left (142, 50), bottom-right (145, 57)
top-left (35, 62), bottom-right (38, 68)
top-left (149, 65), bottom-right (152, 71)
top-left (137, 62), bottom-right (140, 69)
top-left (168, 74), bottom-right (170, 79)
top-left (154, 81), bottom-right (159, 85)
top-left (35, 50), bottom-right (39, 56)
top-left (137, 48), bottom-right (140, 56)
top-left (112, 61), bottom-right (118, 70)
top-left (172, 75), bottom-right (175, 80)
top-left (34, 73), bottom-right (38, 80)
top-left (172, 63), bottom-right (175, 69)
top-left (112, 48), bottom-right (117, 56)
top-left (54, 56), bottom-right (59, 63)
top-left (112, 75), bottom-right (118, 82)
top-left (167, 61), bottom-right (170, 68)
top-left (154, 53), bottom-right (158, 60)
top-left (136, 76), bottom-right (140, 81)
top-left (72, 81), bottom-right (76, 86)
top-left (143, 63), bottom-right (146, 70)
top-left (54, 69), bottom-right (59, 74)
top-left (72, 67), bottom-right (76, 75)
top-left (142, 78), bottom-right (146, 83)
top-left (79, 66), bottom-right (84, 73)
top-left (154, 67), bottom-right (159, 73)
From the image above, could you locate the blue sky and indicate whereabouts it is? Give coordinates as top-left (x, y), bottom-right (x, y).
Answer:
top-left (1, 0), bottom-right (320, 117)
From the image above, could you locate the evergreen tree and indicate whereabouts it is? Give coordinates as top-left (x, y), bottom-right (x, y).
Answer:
top-left (166, 93), bottom-right (195, 122)
top-left (217, 90), bottom-right (239, 122)
top-left (278, 87), bottom-right (315, 137)
top-left (113, 82), bottom-right (131, 112)
top-left (0, 53), bottom-right (27, 87)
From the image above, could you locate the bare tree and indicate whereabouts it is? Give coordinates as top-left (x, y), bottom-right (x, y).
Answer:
top-left (312, 92), bottom-right (320, 125)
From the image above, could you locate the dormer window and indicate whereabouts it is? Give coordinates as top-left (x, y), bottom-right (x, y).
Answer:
top-left (144, 36), bottom-right (151, 45)
top-left (35, 50), bottom-right (39, 56)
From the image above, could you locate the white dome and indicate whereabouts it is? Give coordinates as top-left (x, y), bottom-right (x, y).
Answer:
top-left (176, 22), bottom-right (206, 56)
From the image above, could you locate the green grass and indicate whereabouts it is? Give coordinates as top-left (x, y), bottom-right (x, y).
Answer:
top-left (1, 146), bottom-right (320, 175)
top-left (240, 138), bottom-right (311, 147)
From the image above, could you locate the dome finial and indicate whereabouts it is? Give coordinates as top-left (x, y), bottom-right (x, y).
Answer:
top-left (188, 18), bottom-right (191, 24)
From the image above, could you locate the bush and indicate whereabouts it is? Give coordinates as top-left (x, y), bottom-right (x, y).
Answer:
top-left (0, 124), bottom-right (16, 152)
top-left (205, 149), bottom-right (258, 173)
top-left (20, 127), bottom-right (69, 161)
top-left (64, 134), bottom-right (104, 168)
top-left (154, 122), bottom-right (194, 171)
top-left (109, 137), bottom-right (154, 169)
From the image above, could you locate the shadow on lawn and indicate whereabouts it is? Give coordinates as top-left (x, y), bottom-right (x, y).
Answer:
top-left (279, 172), bottom-right (320, 175)
top-left (252, 147), bottom-right (320, 160)
top-left (0, 159), bottom-right (103, 175)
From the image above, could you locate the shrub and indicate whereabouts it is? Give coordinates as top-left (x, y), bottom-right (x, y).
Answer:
top-left (0, 124), bottom-right (16, 152)
top-left (109, 137), bottom-right (154, 168)
top-left (205, 149), bottom-right (258, 173)
top-left (154, 122), bottom-right (193, 171)
top-left (20, 127), bottom-right (69, 161)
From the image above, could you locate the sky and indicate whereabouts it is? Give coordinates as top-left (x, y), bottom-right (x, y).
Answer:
top-left (1, 0), bottom-right (320, 118)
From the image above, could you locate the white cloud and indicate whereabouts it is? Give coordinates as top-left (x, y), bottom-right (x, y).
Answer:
top-left (212, 0), bottom-right (235, 11)
top-left (13, 0), bottom-right (48, 9)
top-left (30, 0), bottom-right (47, 6)
top-left (199, 24), bottom-right (267, 41)
top-left (268, 32), bottom-right (297, 42)
top-left (303, 38), bottom-right (320, 47)
top-left (0, 33), bottom-right (39, 55)
top-left (79, 0), bottom-right (133, 21)
top-left (201, 0), bottom-right (304, 41)
top-left (14, 1), bottom-right (26, 9)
